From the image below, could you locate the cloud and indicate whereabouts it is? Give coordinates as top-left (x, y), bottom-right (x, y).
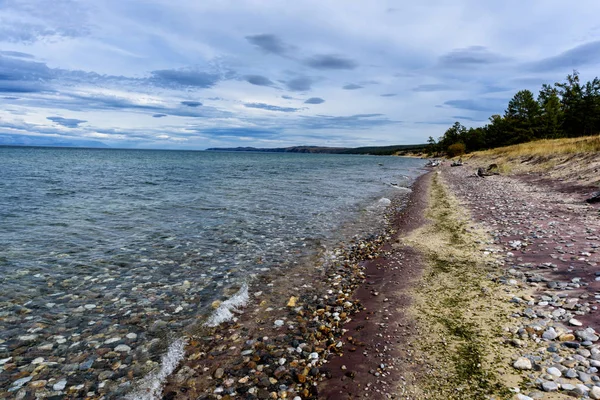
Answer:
top-left (380, 93), bottom-right (397, 97)
top-left (343, 83), bottom-right (363, 90)
top-left (304, 97), bottom-right (325, 104)
top-left (412, 83), bottom-right (454, 92)
top-left (0, 133), bottom-right (106, 148)
top-left (299, 113), bottom-right (397, 130)
top-left (47, 116), bottom-right (87, 128)
top-left (153, 113), bottom-right (168, 118)
top-left (285, 76), bottom-right (313, 91)
top-left (244, 102), bottom-right (300, 112)
top-left (244, 103), bottom-right (300, 112)
top-left (0, 0), bottom-right (91, 43)
top-left (150, 69), bottom-right (221, 88)
top-left (451, 115), bottom-right (485, 122)
top-left (245, 34), bottom-right (291, 55)
top-left (0, 55), bottom-right (53, 81)
top-left (0, 50), bottom-right (35, 59)
top-left (438, 46), bottom-right (509, 68)
top-left (304, 54), bottom-right (357, 70)
top-left (244, 75), bottom-right (276, 87)
top-left (281, 95), bottom-right (295, 100)
top-left (181, 101), bottom-right (202, 107)
top-left (194, 127), bottom-right (279, 138)
top-left (0, 81), bottom-right (47, 93)
top-left (443, 98), bottom-right (508, 112)
top-left (528, 40), bottom-right (600, 72)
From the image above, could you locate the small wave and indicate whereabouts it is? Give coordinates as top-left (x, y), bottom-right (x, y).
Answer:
top-left (205, 283), bottom-right (249, 327)
top-left (377, 197), bottom-right (391, 206)
top-left (125, 338), bottom-right (187, 400)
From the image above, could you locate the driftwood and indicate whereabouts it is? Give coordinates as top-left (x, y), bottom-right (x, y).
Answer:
top-left (476, 164), bottom-right (501, 178)
top-left (586, 191), bottom-right (600, 204)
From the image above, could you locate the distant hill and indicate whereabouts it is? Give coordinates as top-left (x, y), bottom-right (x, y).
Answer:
top-left (206, 144), bottom-right (427, 156)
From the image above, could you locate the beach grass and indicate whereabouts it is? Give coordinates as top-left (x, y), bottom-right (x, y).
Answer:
top-left (464, 135), bottom-right (600, 186)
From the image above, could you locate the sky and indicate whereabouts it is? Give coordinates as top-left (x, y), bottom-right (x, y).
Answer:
top-left (1, 1), bottom-right (600, 150)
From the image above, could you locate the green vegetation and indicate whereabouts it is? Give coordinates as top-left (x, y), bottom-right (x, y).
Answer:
top-left (429, 71), bottom-right (600, 156)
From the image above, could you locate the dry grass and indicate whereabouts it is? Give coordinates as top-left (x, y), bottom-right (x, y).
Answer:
top-left (463, 135), bottom-right (600, 187)
top-left (473, 135), bottom-right (600, 158)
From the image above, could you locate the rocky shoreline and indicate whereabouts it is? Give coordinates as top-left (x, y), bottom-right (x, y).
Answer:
top-left (3, 157), bottom-right (600, 399)
top-left (440, 161), bottom-right (600, 399)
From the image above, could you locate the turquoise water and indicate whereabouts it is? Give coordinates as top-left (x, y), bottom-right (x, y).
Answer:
top-left (0, 147), bottom-right (426, 395)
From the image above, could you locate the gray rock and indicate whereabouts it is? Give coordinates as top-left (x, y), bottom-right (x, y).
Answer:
top-left (53, 379), bottom-right (67, 391)
top-left (541, 381), bottom-right (559, 392)
top-left (542, 328), bottom-right (558, 340)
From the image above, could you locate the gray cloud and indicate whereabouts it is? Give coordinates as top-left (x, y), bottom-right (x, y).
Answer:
top-left (343, 83), bottom-right (363, 90)
top-left (0, 50), bottom-right (35, 59)
top-left (451, 115), bottom-right (485, 122)
top-left (412, 83), bottom-right (454, 92)
top-left (304, 97), bottom-right (325, 104)
top-left (153, 113), bottom-right (168, 118)
top-left (0, 133), bottom-right (106, 148)
top-left (299, 113), bottom-right (397, 130)
top-left (244, 75), bottom-right (276, 87)
top-left (0, 81), bottom-right (47, 93)
top-left (439, 46), bottom-right (509, 68)
top-left (181, 101), bottom-right (202, 107)
top-left (46, 116), bottom-right (87, 128)
top-left (443, 98), bottom-right (507, 112)
top-left (380, 93), bottom-right (397, 97)
top-left (192, 127), bottom-right (279, 138)
top-left (285, 76), bottom-right (313, 91)
top-left (528, 40), bottom-right (600, 72)
top-left (0, 55), bottom-right (53, 81)
top-left (244, 102), bottom-right (300, 112)
top-left (150, 69), bottom-right (221, 88)
top-left (245, 34), bottom-right (291, 55)
top-left (305, 54), bottom-right (357, 70)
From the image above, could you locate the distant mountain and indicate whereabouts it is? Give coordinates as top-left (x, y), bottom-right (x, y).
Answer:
top-left (206, 144), bottom-right (426, 156)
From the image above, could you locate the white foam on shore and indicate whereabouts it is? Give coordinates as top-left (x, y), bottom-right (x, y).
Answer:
top-left (205, 283), bottom-right (249, 327)
top-left (125, 338), bottom-right (187, 400)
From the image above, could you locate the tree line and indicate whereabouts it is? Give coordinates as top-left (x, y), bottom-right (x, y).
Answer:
top-left (428, 71), bottom-right (600, 157)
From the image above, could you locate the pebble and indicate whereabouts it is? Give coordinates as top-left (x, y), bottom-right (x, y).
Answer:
top-left (569, 318), bottom-right (583, 326)
top-left (115, 344), bottom-right (131, 352)
top-left (514, 357), bottom-right (533, 370)
top-left (541, 381), bottom-right (558, 392)
top-left (53, 379), bottom-right (67, 391)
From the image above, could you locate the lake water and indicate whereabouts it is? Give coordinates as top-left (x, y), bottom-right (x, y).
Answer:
top-left (0, 147), bottom-right (426, 397)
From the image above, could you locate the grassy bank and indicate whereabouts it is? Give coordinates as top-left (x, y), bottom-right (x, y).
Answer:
top-left (463, 135), bottom-right (600, 186)
top-left (399, 173), bottom-right (520, 399)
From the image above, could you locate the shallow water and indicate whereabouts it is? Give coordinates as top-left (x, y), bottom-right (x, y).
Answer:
top-left (0, 147), bottom-right (425, 396)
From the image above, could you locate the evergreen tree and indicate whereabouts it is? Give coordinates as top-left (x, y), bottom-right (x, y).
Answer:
top-left (538, 84), bottom-right (563, 138)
